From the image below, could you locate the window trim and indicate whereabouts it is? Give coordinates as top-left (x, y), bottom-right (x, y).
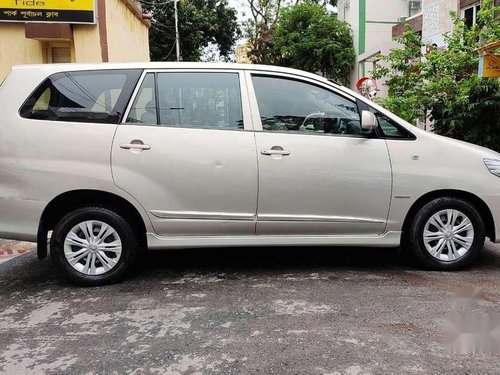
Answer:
top-left (461, 2), bottom-right (481, 27)
top-left (371, 109), bottom-right (417, 140)
top-left (246, 71), bottom-right (370, 139)
top-left (19, 69), bottom-right (142, 125)
top-left (357, 99), bottom-right (416, 140)
top-left (355, 95), bottom-right (416, 141)
top-left (121, 69), bottom-right (252, 131)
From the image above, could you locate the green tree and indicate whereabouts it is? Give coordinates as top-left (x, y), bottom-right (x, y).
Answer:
top-left (243, 0), bottom-right (283, 64)
top-left (274, 2), bottom-right (355, 83)
top-left (372, 28), bottom-right (429, 122)
top-left (143, 0), bottom-right (240, 62)
top-left (243, 0), bottom-right (339, 64)
top-left (374, 0), bottom-right (500, 151)
top-left (290, 0), bottom-right (338, 7)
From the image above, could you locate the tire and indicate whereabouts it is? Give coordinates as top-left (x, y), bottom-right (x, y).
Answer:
top-left (408, 197), bottom-right (485, 270)
top-left (50, 206), bottom-right (139, 286)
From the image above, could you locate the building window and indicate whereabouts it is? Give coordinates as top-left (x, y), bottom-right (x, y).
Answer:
top-left (409, 0), bottom-right (422, 17)
top-left (462, 3), bottom-right (481, 28)
top-left (47, 42), bottom-right (73, 63)
top-left (50, 47), bottom-right (71, 63)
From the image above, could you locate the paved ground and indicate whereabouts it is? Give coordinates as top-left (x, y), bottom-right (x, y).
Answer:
top-left (0, 240), bottom-right (33, 265)
top-left (0, 240), bottom-right (500, 374)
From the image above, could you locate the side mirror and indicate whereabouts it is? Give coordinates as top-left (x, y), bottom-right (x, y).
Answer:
top-left (361, 110), bottom-right (378, 131)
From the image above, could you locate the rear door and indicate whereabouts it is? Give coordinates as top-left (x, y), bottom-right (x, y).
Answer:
top-left (111, 69), bottom-right (258, 236)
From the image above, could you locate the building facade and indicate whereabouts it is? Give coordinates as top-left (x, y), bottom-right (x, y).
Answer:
top-left (340, 0), bottom-right (497, 96)
top-left (337, 0), bottom-right (422, 93)
top-left (0, 0), bottom-right (151, 81)
top-left (235, 41), bottom-right (252, 64)
top-left (393, 0), bottom-right (484, 46)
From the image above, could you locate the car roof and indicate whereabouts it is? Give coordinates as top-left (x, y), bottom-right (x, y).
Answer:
top-left (11, 61), bottom-right (332, 84)
top-left (6, 62), bottom-right (419, 133)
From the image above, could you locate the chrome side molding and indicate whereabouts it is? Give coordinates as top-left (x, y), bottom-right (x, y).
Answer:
top-left (150, 210), bottom-right (256, 221)
top-left (150, 210), bottom-right (384, 224)
top-left (258, 214), bottom-right (384, 223)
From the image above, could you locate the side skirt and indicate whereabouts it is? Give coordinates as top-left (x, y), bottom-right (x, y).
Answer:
top-left (146, 231), bottom-right (402, 250)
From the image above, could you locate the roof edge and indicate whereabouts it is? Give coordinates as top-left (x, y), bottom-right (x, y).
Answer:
top-left (10, 62), bottom-right (326, 81)
top-left (119, 0), bottom-right (151, 27)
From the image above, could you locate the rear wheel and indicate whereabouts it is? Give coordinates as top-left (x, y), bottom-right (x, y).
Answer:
top-left (50, 207), bottom-right (139, 286)
top-left (408, 197), bottom-right (485, 270)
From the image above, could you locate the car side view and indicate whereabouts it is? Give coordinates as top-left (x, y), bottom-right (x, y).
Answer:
top-left (1, 62), bottom-right (499, 285)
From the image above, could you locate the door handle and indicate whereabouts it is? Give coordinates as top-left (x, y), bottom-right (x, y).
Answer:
top-left (261, 148), bottom-right (291, 156)
top-left (120, 141), bottom-right (151, 151)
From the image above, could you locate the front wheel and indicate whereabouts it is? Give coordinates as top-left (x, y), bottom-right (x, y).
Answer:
top-left (50, 207), bottom-right (139, 286)
top-left (408, 197), bottom-right (485, 270)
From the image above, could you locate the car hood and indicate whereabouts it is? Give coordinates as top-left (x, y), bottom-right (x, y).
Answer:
top-left (411, 126), bottom-right (500, 160)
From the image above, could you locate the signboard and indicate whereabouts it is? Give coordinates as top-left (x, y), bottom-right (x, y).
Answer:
top-left (0, 0), bottom-right (96, 24)
top-left (479, 54), bottom-right (500, 78)
top-left (478, 41), bottom-right (500, 78)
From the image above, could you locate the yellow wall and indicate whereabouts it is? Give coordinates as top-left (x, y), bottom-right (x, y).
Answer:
top-left (0, 23), bottom-right (45, 80)
top-left (72, 24), bottom-right (101, 63)
top-left (106, 0), bottom-right (150, 62)
top-left (0, 0), bottom-right (149, 81)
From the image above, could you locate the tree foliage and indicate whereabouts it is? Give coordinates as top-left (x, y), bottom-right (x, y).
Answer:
top-left (374, 0), bottom-right (500, 151)
top-left (243, 1), bottom-right (354, 83)
top-left (243, 0), bottom-right (341, 65)
top-left (274, 2), bottom-right (354, 82)
top-left (242, 0), bottom-right (283, 64)
top-left (144, 0), bottom-right (240, 62)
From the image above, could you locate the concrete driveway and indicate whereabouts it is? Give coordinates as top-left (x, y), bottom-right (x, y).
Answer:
top-left (0, 241), bottom-right (499, 374)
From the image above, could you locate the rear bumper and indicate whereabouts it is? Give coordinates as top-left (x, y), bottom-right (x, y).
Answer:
top-left (0, 198), bottom-right (46, 242)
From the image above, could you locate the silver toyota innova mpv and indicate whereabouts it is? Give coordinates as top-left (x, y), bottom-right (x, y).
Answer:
top-left (1, 63), bottom-right (499, 285)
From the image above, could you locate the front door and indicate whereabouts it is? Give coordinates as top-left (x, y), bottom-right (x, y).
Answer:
top-left (112, 70), bottom-right (258, 236)
top-left (249, 73), bottom-right (392, 235)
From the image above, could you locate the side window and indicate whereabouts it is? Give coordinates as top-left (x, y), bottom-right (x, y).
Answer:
top-left (20, 70), bottom-right (141, 124)
top-left (251, 75), bottom-right (361, 136)
top-left (375, 113), bottom-right (412, 139)
top-left (155, 72), bottom-right (243, 129)
top-left (126, 73), bottom-right (157, 125)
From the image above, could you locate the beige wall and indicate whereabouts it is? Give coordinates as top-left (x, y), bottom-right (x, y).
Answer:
top-left (235, 42), bottom-right (251, 64)
top-left (0, 0), bottom-right (149, 81)
top-left (73, 24), bottom-right (102, 63)
top-left (106, 0), bottom-right (150, 62)
top-left (422, 0), bottom-right (457, 46)
top-left (0, 23), bottom-right (45, 80)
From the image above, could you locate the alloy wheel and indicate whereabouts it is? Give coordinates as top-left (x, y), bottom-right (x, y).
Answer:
top-left (63, 220), bottom-right (122, 276)
top-left (423, 209), bottom-right (474, 262)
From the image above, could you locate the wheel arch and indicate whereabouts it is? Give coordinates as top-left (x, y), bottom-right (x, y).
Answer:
top-left (401, 189), bottom-right (495, 243)
top-left (37, 189), bottom-right (148, 259)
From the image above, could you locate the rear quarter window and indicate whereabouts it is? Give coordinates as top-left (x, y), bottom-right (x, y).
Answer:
top-left (20, 69), bottom-right (141, 124)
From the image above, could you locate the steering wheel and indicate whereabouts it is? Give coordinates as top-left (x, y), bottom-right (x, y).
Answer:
top-left (300, 112), bottom-right (327, 131)
top-left (337, 119), bottom-right (348, 134)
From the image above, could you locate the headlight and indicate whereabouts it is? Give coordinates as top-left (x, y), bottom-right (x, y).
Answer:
top-left (484, 159), bottom-right (500, 177)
